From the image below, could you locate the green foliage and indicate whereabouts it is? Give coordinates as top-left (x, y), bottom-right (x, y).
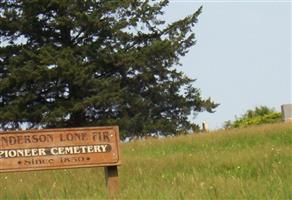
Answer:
top-left (224, 106), bottom-right (282, 129)
top-left (1, 123), bottom-right (292, 199)
top-left (0, 0), bottom-right (218, 137)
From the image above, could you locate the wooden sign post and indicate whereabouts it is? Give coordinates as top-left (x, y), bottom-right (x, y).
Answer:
top-left (0, 126), bottom-right (121, 193)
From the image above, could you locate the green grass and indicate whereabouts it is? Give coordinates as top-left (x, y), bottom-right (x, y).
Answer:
top-left (1, 123), bottom-right (292, 199)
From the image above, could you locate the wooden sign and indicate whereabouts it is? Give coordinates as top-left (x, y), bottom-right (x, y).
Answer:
top-left (0, 126), bottom-right (121, 192)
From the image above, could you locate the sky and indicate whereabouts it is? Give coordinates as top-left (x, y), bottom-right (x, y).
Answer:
top-left (164, 0), bottom-right (291, 129)
top-left (1, 1), bottom-right (290, 131)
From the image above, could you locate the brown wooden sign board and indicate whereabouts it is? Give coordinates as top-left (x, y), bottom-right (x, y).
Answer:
top-left (0, 126), bottom-right (121, 192)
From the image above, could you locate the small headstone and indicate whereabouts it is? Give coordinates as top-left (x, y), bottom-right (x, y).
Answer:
top-left (281, 104), bottom-right (292, 122)
top-left (202, 121), bottom-right (208, 132)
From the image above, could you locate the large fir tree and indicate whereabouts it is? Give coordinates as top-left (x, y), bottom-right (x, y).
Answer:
top-left (0, 0), bottom-right (218, 137)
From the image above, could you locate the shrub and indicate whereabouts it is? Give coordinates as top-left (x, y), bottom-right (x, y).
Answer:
top-left (224, 106), bottom-right (282, 129)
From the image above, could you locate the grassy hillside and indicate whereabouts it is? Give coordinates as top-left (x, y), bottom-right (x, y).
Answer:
top-left (1, 123), bottom-right (292, 199)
